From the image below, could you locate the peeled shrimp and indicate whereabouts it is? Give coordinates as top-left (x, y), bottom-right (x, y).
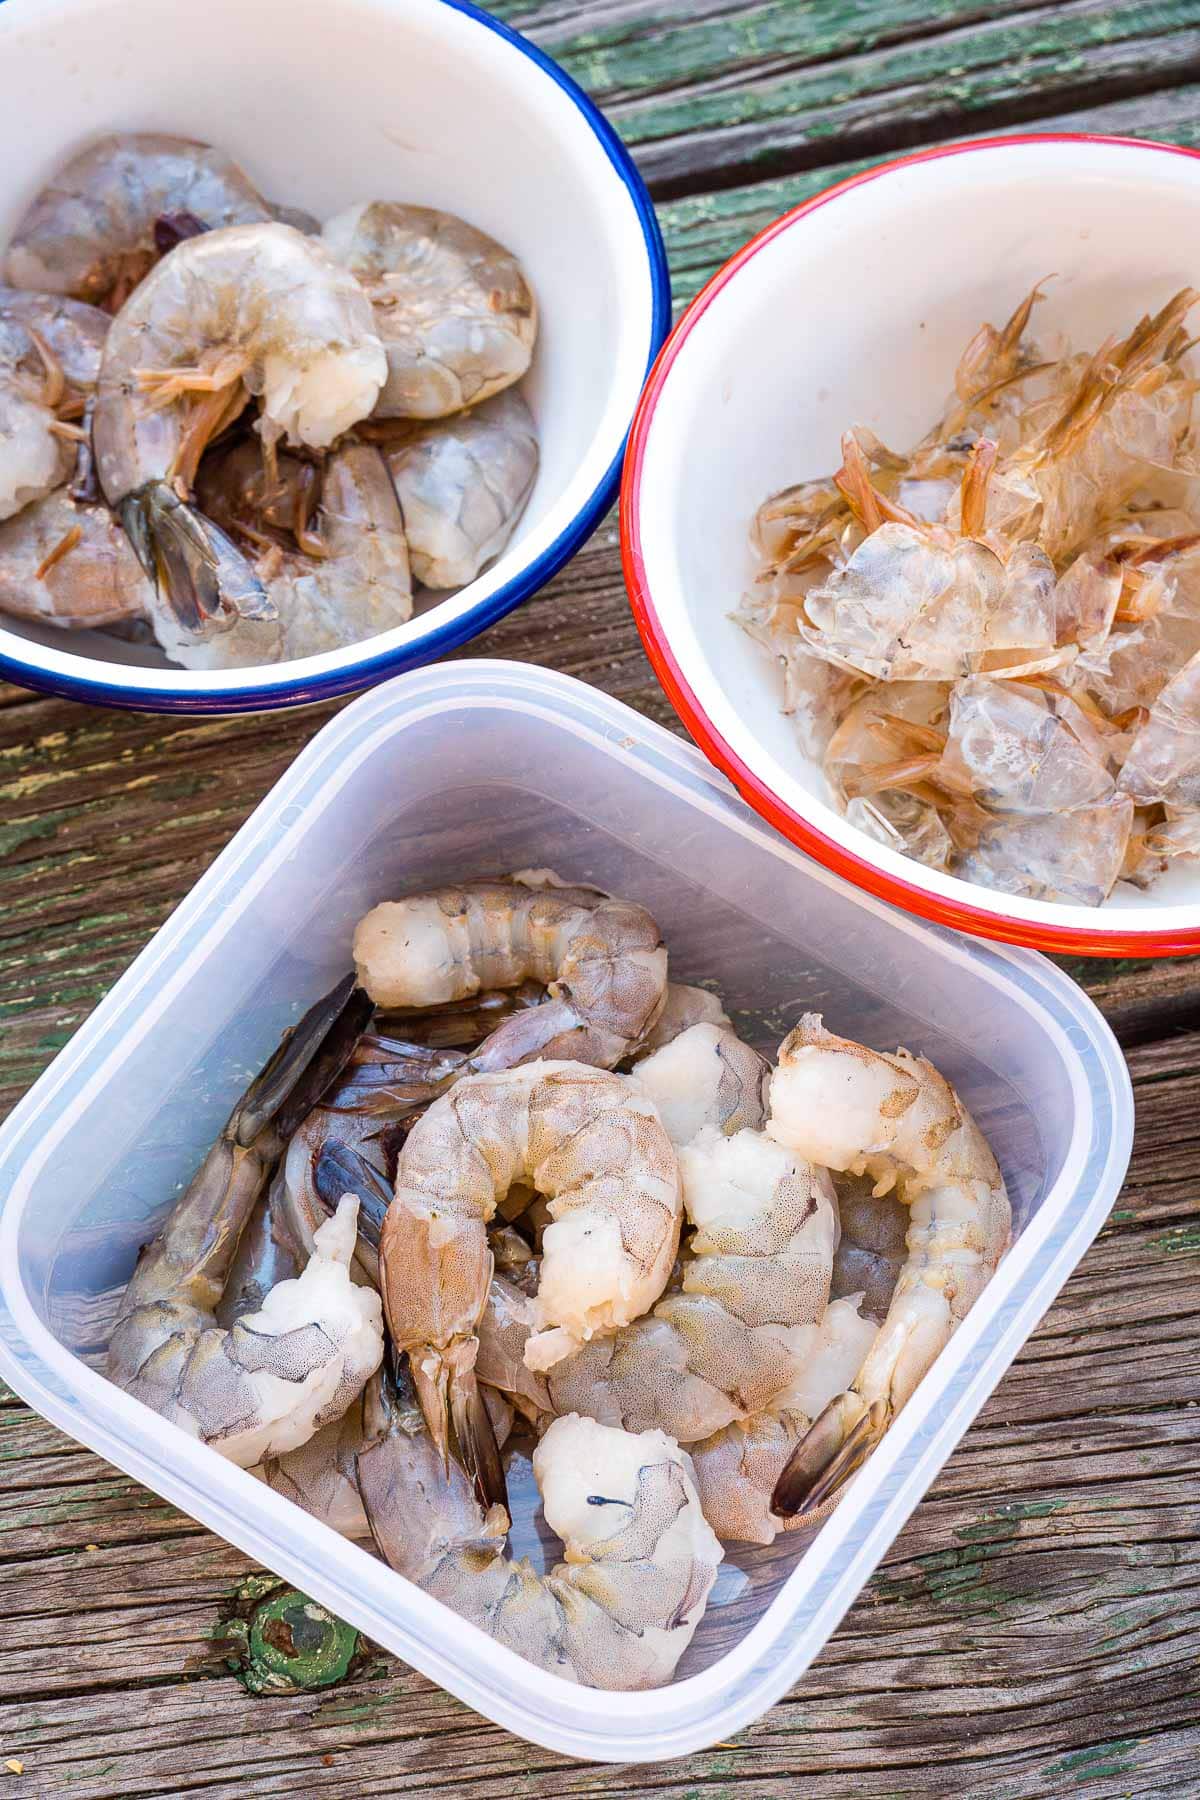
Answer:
top-left (767, 1015), bottom-right (1010, 1516)
top-left (178, 440), bottom-right (412, 668)
top-left (687, 1295), bottom-right (876, 1544)
top-left (382, 1060), bottom-right (681, 1441)
top-left (358, 1379), bottom-right (721, 1690)
top-left (634, 982), bottom-right (731, 1056)
top-left (546, 1024), bottom-right (838, 1443)
top-left (0, 288), bottom-right (109, 519)
top-left (93, 221), bottom-right (386, 628)
top-left (106, 977), bottom-right (382, 1465)
top-left (259, 1389), bottom-right (372, 1539)
top-left (7, 133), bottom-right (273, 307)
top-left (382, 387), bottom-right (538, 589)
top-left (353, 876), bottom-right (668, 1072)
top-left (322, 201), bottom-right (536, 419)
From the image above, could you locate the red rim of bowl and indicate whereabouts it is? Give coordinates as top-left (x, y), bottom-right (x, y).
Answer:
top-left (622, 130), bottom-right (1200, 958)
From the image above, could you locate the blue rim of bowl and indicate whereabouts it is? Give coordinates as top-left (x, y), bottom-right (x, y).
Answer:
top-left (0, 0), bottom-right (670, 714)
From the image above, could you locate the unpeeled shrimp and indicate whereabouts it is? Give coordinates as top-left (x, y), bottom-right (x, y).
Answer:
top-left (0, 289), bottom-right (109, 519)
top-left (178, 440), bottom-right (412, 668)
top-left (380, 1060), bottom-right (682, 1481)
top-left (0, 488), bottom-right (154, 630)
top-left (381, 387), bottom-right (538, 589)
top-left (544, 1024), bottom-right (838, 1442)
top-left (106, 976), bottom-right (383, 1466)
top-left (353, 876), bottom-right (668, 1072)
top-left (767, 1015), bottom-right (1010, 1516)
top-left (7, 133), bottom-right (273, 307)
top-left (358, 1380), bottom-right (721, 1690)
top-left (322, 201), bottom-right (536, 419)
top-left (93, 222), bottom-right (386, 629)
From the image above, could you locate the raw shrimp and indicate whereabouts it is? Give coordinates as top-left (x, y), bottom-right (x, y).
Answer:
top-left (634, 982), bottom-right (730, 1057)
top-left (0, 288), bottom-right (109, 518)
top-left (358, 1377), bottom-right (722, 1690)
top-left (180, 440), bottom-right (412, 668)
top-left (259, 1389), bottom-right (372, 1539)
top-left (93, 222), bottom-right (386, 628)
top-left (687, 1295), bottom-right (877, 1544)
top-left (7, 133), bottom-right (273, 307)
top-left (1117, 647), bottom-right (1200, 806)
top-left (106, 976), bottom-right (383, 1466)
top-left (380, 1060), bottom-right (682, 1482)
top-left (767, 1015), bottom-right (1010, 1516)
top-left (353, 876), bottom-right (668, 1072)
top-left (0, 488), bottom-right (154, 630)
top-left (830, 1174), bottom-right (909, 1321)
top-left (322, 201), bottom-right (536, 418)
top-left (381, 387), bottom-right (538, 589)
top-left (546, 1025), bottom-right (838, 1443)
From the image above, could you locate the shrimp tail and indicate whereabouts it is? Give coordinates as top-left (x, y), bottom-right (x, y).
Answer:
top-left (121, 480), bottom-right (276, 630)
top-left (236, 973), bottom-right (375, 1145)
top-left (313, 1138), bottom-right (391, 1246)
top-left (449, 1363), bottom-right (509, 1516)
top-left (769, 1391), bottom-right (888, 1518)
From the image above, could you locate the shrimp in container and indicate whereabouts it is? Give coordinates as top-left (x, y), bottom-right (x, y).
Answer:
top-left (322, 201), bottom-right (536, 419)
top-left (0, 288), bottom-right (110, 519)
top-left (766, 1015), bottom-right (1010, 1518)
top-left (686, 1295), bottom-right (876, 1544)
top-left (543, 1024), bottom-right (840, 1445)
top-left (106, 976), bottom-right (384, 1467)
top-left (353, 875), bottom-right (668, 1072)
top-left (379, 1061), bottom-right (682, 1491)
top-left (6, 133), bottom-right (274, 307)
top-left (357, 1363), bottom-right (721, 1690)
top-left (381, 387), bottom-right (538, 589)
top-left (92, 222), bottom-right (386, 632)
top-left (0, 488), bottom-right (155, 631)
top-left (180, 439), bottom-right (412, 668)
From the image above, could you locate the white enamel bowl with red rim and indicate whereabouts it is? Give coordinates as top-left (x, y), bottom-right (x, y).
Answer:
top-left (623, 133), bottom-right (1200, 956)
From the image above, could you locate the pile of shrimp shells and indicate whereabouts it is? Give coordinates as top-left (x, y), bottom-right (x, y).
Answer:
top-left (0, 132), bottom-right (540, 669)
top-left (739, 284), bottom-right (1200, 907)
top-left (104, 871), bottom-right (1010, 1691)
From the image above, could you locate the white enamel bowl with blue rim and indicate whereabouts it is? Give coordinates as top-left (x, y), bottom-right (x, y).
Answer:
top-left (0, 0), bottom-right (668, 713)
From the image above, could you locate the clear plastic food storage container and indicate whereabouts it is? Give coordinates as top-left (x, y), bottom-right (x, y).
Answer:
top-left (0, 661), bottom-right (1133, 1762)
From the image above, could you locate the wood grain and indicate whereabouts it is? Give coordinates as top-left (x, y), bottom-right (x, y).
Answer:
top-left (2, 11), bottom-right (1200, 1796)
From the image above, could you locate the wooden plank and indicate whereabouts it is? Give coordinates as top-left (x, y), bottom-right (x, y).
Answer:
top-left (490, 0), bottom-right (1200, 195)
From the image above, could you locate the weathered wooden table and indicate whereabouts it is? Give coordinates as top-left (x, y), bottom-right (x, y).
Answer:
top-left (2, 4), bottom-right (1200, 1794)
